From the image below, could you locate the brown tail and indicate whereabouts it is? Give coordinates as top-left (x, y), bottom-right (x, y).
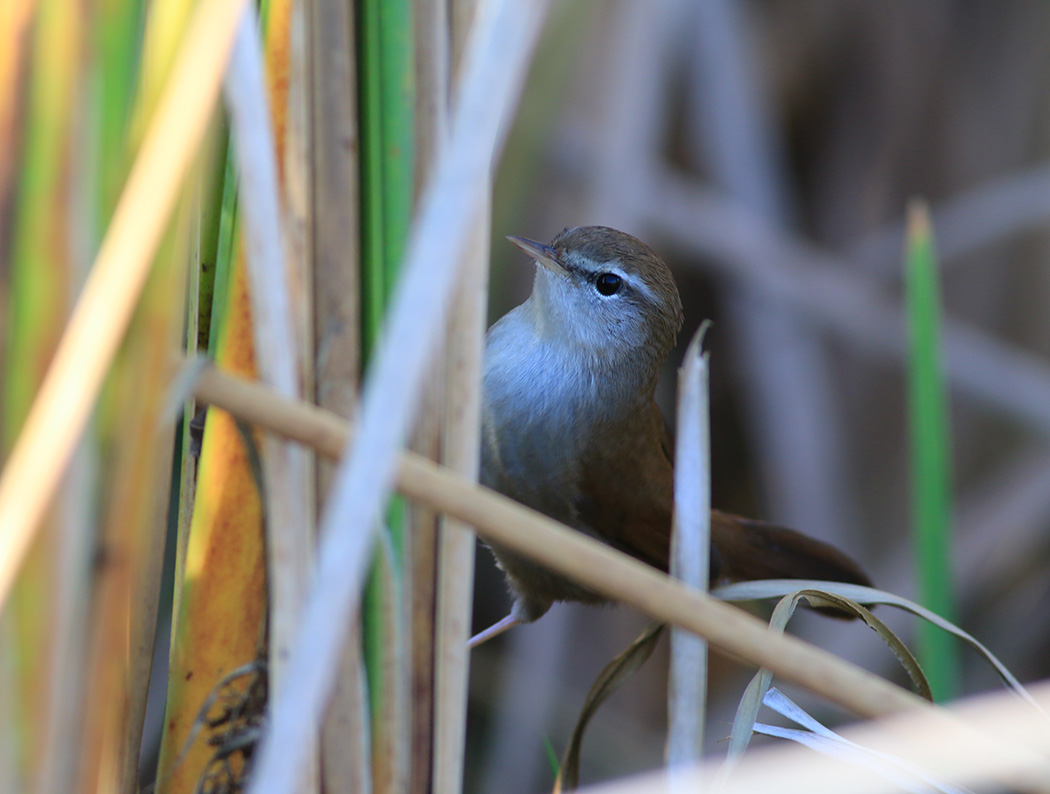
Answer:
top-left (710, 509), bottom-right (872, 588)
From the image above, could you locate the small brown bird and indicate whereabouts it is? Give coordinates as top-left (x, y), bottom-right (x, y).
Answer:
top-left (474, 226), bottom-right (869, 645)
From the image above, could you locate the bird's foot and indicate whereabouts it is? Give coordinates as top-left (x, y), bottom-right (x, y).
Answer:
top-left (467, 614), bottom-right (519, 649)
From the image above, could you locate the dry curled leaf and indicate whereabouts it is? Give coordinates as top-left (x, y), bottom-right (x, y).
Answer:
top-left (554, 621), bottom-right (666, 793)
top-left (725, 586), bottom-right (932, 773)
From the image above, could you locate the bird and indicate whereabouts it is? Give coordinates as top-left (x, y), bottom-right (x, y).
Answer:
top-left (472, 226), bottom-right (870, 646)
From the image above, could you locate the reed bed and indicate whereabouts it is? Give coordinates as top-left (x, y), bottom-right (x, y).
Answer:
top-left (2, 1), bottom-right (1050, 793)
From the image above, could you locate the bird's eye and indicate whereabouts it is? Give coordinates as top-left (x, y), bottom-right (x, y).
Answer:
top-left (594, 272), bottom-right (622, 296)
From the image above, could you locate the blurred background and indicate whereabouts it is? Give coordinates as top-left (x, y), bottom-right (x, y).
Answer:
top-left (3, 0), bottom-right (1049, 790)
top-left (466, 1), bottom-right (1050, 791)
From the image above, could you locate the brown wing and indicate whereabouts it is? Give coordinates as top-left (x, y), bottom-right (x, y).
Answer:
top-left (573, 402), bottom-right (674, 571)
top-left (573, 402), bottom-right (871, 589)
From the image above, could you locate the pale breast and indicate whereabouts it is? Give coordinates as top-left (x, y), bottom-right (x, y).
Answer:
top-left (480, 305), bottom-right (601, 528)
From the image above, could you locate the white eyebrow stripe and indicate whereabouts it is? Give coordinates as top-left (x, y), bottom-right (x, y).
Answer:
top-left (624, 273), bottom-right (654, 300)
top-left (595, 262), bottom-right (654, 301)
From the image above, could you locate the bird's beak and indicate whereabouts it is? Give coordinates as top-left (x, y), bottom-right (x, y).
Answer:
top-left (507, 235), bottom-right (566, 275)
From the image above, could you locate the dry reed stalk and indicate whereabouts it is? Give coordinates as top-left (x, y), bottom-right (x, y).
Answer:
top-left (579, 680), bottom-right (1050, 794)
top-left (307, 0), bottom-right (360, 407)
top-left (415, 0), bottom-right (449, 179)
top-left (0, 0), bottom-right (248, 611)
top-left (367, 539), bottom-right (411, 794)
top-left (228, 19), bottom-right (319, 790)
top-left (282, 0), bottom-right (313, 379)
top-left (431, 3), bottom-right (486, 794)
top-left (283, 0), bottom-right (316, 614)
top-left (432, 209), bottom-right (487, 794)
top-left (306, 0), bottom-right (368, 787)
top-left (666, 327), bottom-right (711, 768)
top-left (191, 367), bottom-right (922, 720)
top-left (406, 427), bottom-right (440, 794)
top-left (225, 10), bottom-right (312, 698)
top-left (406, 0), bottom-right (448, 788)
top-left (283, 0), bottom-right (322, 791)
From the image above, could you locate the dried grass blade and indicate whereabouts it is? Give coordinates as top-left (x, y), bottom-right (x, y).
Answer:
top-left (792, 593), bottom-right (931, 701)
top-left (756, 688), bottom-right (968, 794)
top-left (0, 0), bottom-right (248, 611)
top-left (715, 579), bottom-right (1043, 713)
top-left (724, 587), bottom-right (932, 777)
top-left (574, 680), bottom-right (1050, 794)
top-left (555, 622), bottom-right (667, 793)
top-left (667, 323), bottom-right (711, 768)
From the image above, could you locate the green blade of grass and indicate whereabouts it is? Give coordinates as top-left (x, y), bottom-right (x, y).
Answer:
top-left (195, 120), bottom-right (229, 353)
top-left (207, 148), bottom-right (239, 356)
top-left (356, 0), bottom-right (415, 786)
top-left (358, 0), bottom-right (414, 355)
top-left (904, 198), bottom-right (960, 702)
top-left (376, 0), bottom-right (414, 303)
